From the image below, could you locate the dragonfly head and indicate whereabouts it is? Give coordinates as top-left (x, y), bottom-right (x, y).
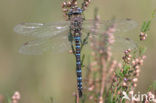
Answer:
top-left (68, 7), bottom-right (83, 16)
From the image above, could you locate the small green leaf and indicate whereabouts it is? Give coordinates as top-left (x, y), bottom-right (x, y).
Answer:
top-left (144, 20), bottom-right (151, 32)
top-left (8, 98), bottom-right (12, 103)
top-left (81, 54), bottom-right (85, 66)
top-left (81, 94), bottom-right (87, 103)
top-left (115, 69), bottom-right (121, 77)
top-left (82, 33), bottom-right (89, 45)
top-left (153, 81), bottom-right (156, 90)
top-left (141, 9), bottom-right (156, 33)
top-left (139, 46), bottom-right (147, 56)
top-left (81, 33), bottom-right (90, 51)
top-left (123, 65), bottom-right (130, 75)
top-left (119, 72), bottom-right (124, 77)
top-left (141, 21), bottom-right (146, 32)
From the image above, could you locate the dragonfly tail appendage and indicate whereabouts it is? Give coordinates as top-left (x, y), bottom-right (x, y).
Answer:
top-left (74, 36), bottom-right (83, 97)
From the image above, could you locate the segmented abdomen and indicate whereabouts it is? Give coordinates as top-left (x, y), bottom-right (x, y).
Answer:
top-left (74, 36), bottom-right (83, 97)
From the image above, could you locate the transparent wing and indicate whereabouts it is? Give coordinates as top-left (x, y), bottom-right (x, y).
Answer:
top-left (88, 33), bottom-right (137, 54)
top-left (19, 33), bottom-right (70, 55)
top-left (83, 18), bottom-right (138, 34)
top-left (110, 36), bottom-right (137, 60)
top-left (14, 21), bottom-right (70, 38)
top-left (111, 36), bottom-right (137, 52)
top-left (83, 18), bottom-right (138, 54)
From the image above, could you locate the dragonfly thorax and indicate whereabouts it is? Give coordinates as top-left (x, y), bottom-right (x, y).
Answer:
top-left (70, 16), bottom-right (83, 36)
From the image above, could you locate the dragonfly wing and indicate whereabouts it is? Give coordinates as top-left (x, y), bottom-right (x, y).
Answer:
top-left (19, 34), bottom-right (70, 55)
top-left (106, 36), bottom-right (138, 60)
top-left (14, 21), bottom-right (70, 38)
top-left (114, 19), bottom-right (138, 32)
top-left (111, 36), bottom-right (137, 53)
top-left (83, 19), bottom-right (138, 34)
top-left (82, 19), bottom-right (107, 34)
top-left (88, 33), bottom-right (137, 52)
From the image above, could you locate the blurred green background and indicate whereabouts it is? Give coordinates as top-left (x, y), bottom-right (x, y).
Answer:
top-left (0, 0), bottom-right (156, 103)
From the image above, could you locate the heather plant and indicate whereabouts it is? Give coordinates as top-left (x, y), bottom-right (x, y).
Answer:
top-left (0, 91), bottom-right (21, 103)
top-left (73, 8), bottom-right (156, 103)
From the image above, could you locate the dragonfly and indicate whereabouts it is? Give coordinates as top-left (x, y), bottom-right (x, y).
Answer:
top-left (14, 7), bottom-right (137, 97)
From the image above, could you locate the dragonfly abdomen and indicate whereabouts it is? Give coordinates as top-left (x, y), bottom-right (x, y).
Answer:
top-left (74, 36), bottom-right (83, 97)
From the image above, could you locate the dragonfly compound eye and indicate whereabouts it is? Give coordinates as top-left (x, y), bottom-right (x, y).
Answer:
top-left (68, 8), bottom-right (83, 16)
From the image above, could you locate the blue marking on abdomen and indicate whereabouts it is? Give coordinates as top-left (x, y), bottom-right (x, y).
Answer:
top-left (76, 45), bottom-right (80, 48)
top-left (76, 62), bottom-right (81, 64)
top-left (77, 70), bottom-right (81, 73)
top-left (77, 77), bottom-right (82, 80)
top-left (74, 37), bottom-right (80, 40)
top-left (78, 82), bottom-right (82, 85)
top-left (76, 54), bottom-right (80, 56)
top-left (78, 86), bottom-right (83, 89)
